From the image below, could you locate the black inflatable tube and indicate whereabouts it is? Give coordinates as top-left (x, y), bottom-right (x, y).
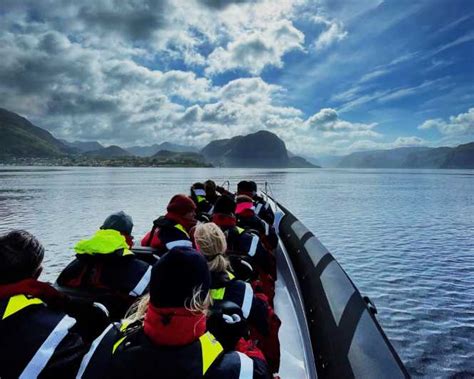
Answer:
top-left (273, 199), bottom-right (409, 379)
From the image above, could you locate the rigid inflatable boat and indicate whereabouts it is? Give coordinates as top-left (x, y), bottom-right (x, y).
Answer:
top-left (266, 194), bottom-right (409, 379)
top-left (56, 193), bottom-right (409, 378)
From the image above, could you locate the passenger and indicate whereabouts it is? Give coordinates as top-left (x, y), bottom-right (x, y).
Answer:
top-left (236, 195), bottom-right (278, 251)
top-left (0, 230), bottom-right (109, 379)
top-left (204, 179), bottom-right (220, 206)
top-left (141, 194), bottom-right (195, 255)
top-left (237, 181), bottom-right (275, 226)
top-left (211, 195), bottom-right (276, 302)
top-left (212, 195), bottom-right (275, 275)
top-left (56, 212), bottom-right (151, 319)
top-left (190, 182), bottom-right (213, 217)
top-left (108, 248), bottom-right (271, 379)
top-left (194, 223), bottom-right (281, 373)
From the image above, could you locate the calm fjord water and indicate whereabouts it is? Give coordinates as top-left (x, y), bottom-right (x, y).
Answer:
top-left (0, 166), bottom-right (472, 378)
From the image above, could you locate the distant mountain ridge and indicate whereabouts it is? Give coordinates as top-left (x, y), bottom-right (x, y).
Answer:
top-left (337, 144), bottom-right (474, 169)
top-left (84, 145), bottom-right (132, 158)
top-left (2, 107), bottom-right (473, 169)
top-left (0, 108), bottom-right (72, 157)
top-left (127, 142), bottom-right (198, 157)
top-left (60, 140), bottom-right (104, 153)
top-left (201, 130), bottom-right (318, 168)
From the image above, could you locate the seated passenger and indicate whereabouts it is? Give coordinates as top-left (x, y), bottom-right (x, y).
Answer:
top-left (141, 194), bottom-right (195, 254)
top-left (108, 248), bottom-right (271, 379)
top-left (57, 212), bottom-right (151, 319)
top-left (237, 181), bottom-right (275, 226)
top-left (204, 179), bottom-right (220, 206)
top-left (212, 195), bottom-right (276, 280)
top-left (236, 195), bottom-right (278, 251)
top-left (0, 230), bottom-right (109, 379)
top-left (190, 182), bottom-right (213, 218)
top-left (194, 223), bottom-right (281, 373)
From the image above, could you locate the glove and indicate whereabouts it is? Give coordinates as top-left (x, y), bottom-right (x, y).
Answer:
top-left (207, 301), bottom-right (248, 351)
top-left (228, 255), bottom-right (256, 282)
top-left (64, 297), bottom-right (111, 342)
top-left (196, 212), bottom-right (211, 223)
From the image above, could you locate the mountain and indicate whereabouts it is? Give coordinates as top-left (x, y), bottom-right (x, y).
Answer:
top-left (337, 143), bottom-right (474, 169)
top-left (0, 108), bottom-right (72, 157)
top-left (84, 145), bottom-right (132, 158)
top-left (152, 149), bottom-right (208, 164)
top-left (201, 130), bottom-right (318, 168)
top-left (127, 142), bottom-right (198, 157)
top-left (60, 140), bottom-right (104, 153)
top-left (442, 142), bottom-right (474, 168)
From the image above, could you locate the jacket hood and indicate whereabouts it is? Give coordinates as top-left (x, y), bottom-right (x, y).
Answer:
top-left (74, 229), bottom-right (133, 256)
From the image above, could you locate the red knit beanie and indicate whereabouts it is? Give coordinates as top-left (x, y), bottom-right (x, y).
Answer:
top-left (167, 194), bottom-right (196, 215)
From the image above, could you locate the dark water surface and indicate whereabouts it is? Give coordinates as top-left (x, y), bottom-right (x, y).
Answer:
top-left (0, 166), bottom-right (472, 377)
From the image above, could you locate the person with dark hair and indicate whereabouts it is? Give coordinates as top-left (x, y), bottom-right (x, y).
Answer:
top-left (237, 181), bottom-right (275, 225)
top-left (107, 247), bottom-right (271, 379)
top-left (212, 195), bottom-right (275, 275)
top-left (235, 195), bottom-right (278, 251)
top-left (56, 211), bottom-right (151, 319)
top-left (190, 182), bottom-right (213, 216)
top-left (204, 179), bottom-right (220, 206)
top-left (141, 194), bottom-right (196, 255)
top-left (0, 230), bottom-right (109, 379)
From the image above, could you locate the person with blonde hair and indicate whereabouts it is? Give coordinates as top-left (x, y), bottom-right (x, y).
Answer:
top-left (107, 246), bottom-right (271, 379)
top-left (194, 223), bottom-right (281, 374)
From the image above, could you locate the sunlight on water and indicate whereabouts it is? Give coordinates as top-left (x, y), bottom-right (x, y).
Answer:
top-left (0, 166), bottom-right (472, 378)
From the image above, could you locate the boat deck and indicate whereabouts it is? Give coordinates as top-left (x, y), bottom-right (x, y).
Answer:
top-left (273, 210), bottom-right (317, 379)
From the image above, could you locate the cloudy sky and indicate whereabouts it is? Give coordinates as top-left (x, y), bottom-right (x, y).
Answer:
top-left (1, 0), bottom-right (473, 156)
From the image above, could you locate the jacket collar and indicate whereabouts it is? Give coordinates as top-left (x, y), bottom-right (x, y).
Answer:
top-left (212, 213), bottom-right (236, 228)
top-left (144, 304), bottom-right (206, 346)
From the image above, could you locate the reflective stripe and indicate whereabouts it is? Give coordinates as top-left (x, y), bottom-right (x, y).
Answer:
top-left (166, 239), bottom-right (193, 250)
top-left (263, 221), bottom-right (270, 236)
top-left (129, 266), bottom-right (152, 296)
top-left (210, 287), bottom-right (226, 300)
top-left (237, 352), bottom-right (254, 379)
top-left (241, 283), bottom-right (253, 319)
top-left (120, 320), bottom-right (131, 331)
top-left (112, 337), bottom-right (126, 354)
top-left (248, 235), bottom-right (259, 257)
top-left (2, 295), bottom-right (43, 320)
top-left (174, 224), bottom-right (190, 238)
top-left (19, 315), bottom-right (76, 379)
top-left (76, 323), bottom-right (114, 378)
top-left (122, 248), bottom-right (134, 256)
top-left (200, 332), bottom-right (224, 375)
top-left (194, 189), bottom-right (206, 196)
top-left (255, 203), bottom-right (263, 214)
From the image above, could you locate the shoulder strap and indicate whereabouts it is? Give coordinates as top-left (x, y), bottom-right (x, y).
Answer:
top-left (2, 295), bottom-right (44, 320)
top-left (174, 223), bottom-right (190, 238)
top-left (199, 332), bottom-right (224, 375)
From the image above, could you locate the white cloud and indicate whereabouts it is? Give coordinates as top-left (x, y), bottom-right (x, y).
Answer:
top-left (419, 108), bottom-right (474, 135)
top-left (358, 68), bottom-right (390, 83)
top-left (347, 136), bottom-right (428, 152)
top-left (312, 16), bottom-right (348, 50)
top-left (206, 20), bottom-right (304, 75)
